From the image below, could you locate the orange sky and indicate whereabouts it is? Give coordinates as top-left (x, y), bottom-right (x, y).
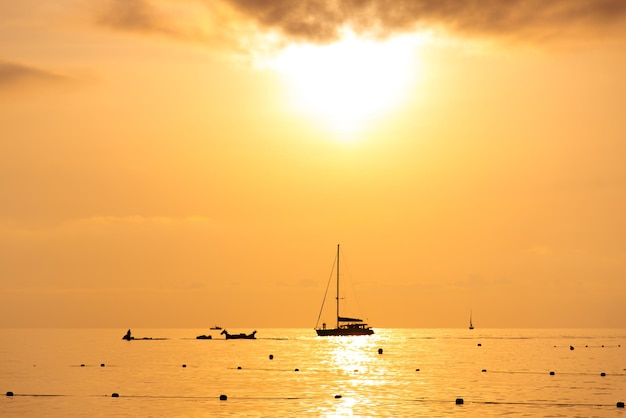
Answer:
top-left (1, 0), bottom-right (626, 328)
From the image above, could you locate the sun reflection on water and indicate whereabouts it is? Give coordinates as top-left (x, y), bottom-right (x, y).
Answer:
top-left (329, 336), bottom-right (377, 375)
top-left (314, 334), bottom-right (392, 416)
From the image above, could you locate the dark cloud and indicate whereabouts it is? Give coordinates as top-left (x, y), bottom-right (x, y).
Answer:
top-left (224, 0), bottom-right (626, 42)
top-left (94, 0), bottom-right (626, 46)
top-left (0, 60), bottom-right (68, 88)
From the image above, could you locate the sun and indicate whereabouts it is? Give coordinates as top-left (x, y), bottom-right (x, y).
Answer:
top-left (264, 31), bottom-right (424, 140)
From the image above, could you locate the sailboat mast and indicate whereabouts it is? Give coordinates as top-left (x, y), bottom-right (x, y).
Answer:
top-left (336, 244), bottom-right (340, 329)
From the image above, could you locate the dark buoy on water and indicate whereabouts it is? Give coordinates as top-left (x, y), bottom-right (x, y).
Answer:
top-left (415, 368), bottom-right (420, 372)
top-left (237, 366), bottom-right (242, 370)
top-left (601, 372), bottom-right (606, 376)
top-left (617, 401), bottom-right (624, 408)
top-left (334, 394), bottom-right (342, 399)
top-left (550, 371), bottom-right (555, 375)
top-left (111, 393), bottom-right (119, 397)
top-left (6, 391), bottom-right (14, 397)
top-left (477, 343), bottom-right (482, 347)
top-left (482, 369), bottom-right (487, 372)
top-left (294, 368), bottom-right (300, 372)
top-left (570, 345), bottom-right (574, 350)
top-left (100, 363), bottom-right (105, 367)
top-left (219, 394), bottom-right (228, 401)
top-left (80, 364), bottom-right (85, 367)
top-left (182, 364), bottom-right (187, 368)
top-left (456, 398), bottom-right (464, 405)
top-left (269, 354), bottom-right (273, 360)
top-left (378, 348), bottom-right (383, 355)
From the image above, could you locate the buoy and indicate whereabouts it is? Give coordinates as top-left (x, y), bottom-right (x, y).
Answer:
top-left (182, 364), bottom-right (187, 368)
top-left (617, 401), bottom-right (624, 408)
top-left (80, 364), bottom-right (85, 367)
top-left (569, 346), bottom-right (574, 350)
top-left (237, 366), bottom-right (242, 370)
top-left (477, 343), bottom-right (482, 347)
top-left (269, 354), bottom-right (274, 360)
top-left (482, 369), bottom-right (487, 372)
top-left (601, 372), bottom-right (606, 376)
top-left (111, 393), bottom-right (119, 398)
top-left (334, 395), bottom-right (342, 399)
top-left (6, 391), bottom-right (14, 397)
top-left (294, 368), bottom-right (300, 372)
top-left (219, 394), bottom-right (227, 401)
top-left (415, 368), bottom-right (420, 372)
top-left (456, 398), bottom-right (464, 405)
top-left (100, 363), bottom-right (105, 367)
top-left (550, 371), bottom-right (555, 375)
top-left (378, 348), bottom-right (383, 354)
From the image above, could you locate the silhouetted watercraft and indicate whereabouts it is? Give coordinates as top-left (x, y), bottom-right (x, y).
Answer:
top-left (469, 310), bottom-right (474, 330)
top-left (121, 329), bottom-right (164, 340)
top-left (210, 326), bottom-right (222, 330)
top-left (220, 329), bottom-right (257, 339)
top-left (315, 244), bottom-right (374, 336)
top-left (196, 334), bottom-right (213, 339)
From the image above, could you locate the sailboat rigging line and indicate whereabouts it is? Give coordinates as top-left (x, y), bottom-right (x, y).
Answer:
top-left (340, 250), bottom-right (368, 320)
top-left (339, 251), bottom-right (367, 320)
top-left (315, 244), bottom-right (374, 336)
top-left (315, 253), bottom-right (337, 329)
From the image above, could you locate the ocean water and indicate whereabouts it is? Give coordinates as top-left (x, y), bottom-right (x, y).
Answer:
top-left (1, 328), bottom-right (625, 417)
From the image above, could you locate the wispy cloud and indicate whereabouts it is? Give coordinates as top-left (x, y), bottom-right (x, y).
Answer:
top-left (96, 0), bottom-right (188, 38)
top-left (94, 0), bottom-right (241, 49)
top-left (0, 60), bottom-right (69, 88)
top-left (0, 215), bottom-right (216, 237)
top-left (71, 215), bottom-right (215, 227)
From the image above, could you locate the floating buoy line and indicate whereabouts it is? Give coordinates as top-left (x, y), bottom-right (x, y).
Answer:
top-left (483, 369), bottom-right (626, 376)
top-left (5, 391), bottom-right (624, 408)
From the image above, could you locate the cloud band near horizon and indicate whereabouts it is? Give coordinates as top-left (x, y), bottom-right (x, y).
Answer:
top-left (96, 0), bottom-right (626, 45)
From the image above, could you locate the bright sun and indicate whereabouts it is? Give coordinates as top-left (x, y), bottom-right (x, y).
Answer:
top-left (265, 32), bottom-right (423, 140)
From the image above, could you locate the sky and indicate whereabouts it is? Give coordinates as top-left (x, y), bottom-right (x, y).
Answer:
top-left (1, 0), bottom-right (626, 329)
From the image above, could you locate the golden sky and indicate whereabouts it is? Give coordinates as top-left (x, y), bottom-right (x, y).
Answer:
top-left (2, 0), bottom-right (626, 328)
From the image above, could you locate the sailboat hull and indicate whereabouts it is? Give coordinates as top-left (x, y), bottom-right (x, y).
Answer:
top-left (316, 329), bottom-right (373, 336)
top-left (316, 326), bottom-right (374, 336)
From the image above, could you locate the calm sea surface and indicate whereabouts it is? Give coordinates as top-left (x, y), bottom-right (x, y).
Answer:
top-left (1, 328), bottom-right (625, 417)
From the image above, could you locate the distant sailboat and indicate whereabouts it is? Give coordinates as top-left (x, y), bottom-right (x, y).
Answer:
top-left (469, 311), bottom-right (474, 330)
top-left (315, 244), bottom-right (374, 336)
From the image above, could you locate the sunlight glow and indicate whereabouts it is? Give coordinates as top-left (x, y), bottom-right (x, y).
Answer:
top-left (265, 31), bottom-right (425, 140)
top-left (330, 336), bottom-right (376, 374)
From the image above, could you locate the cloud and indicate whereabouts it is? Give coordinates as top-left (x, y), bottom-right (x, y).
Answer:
top-left (94, 0), bottom-right (626, 46)
top-left (0, 60), bottom-right (69, 88)
top-left (94, 0), bottom-right (235, 47)
top-left (224, 0), bottom-right (626, 42)
top-left (96, 0), bottom-right (182, 37)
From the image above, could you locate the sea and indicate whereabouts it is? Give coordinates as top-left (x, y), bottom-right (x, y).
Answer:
top-left (1, 328), bottom-right (625, 417)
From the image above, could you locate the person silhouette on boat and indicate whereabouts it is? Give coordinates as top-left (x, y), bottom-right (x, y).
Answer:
top-left (122, 329), bottom-right (133, 340)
